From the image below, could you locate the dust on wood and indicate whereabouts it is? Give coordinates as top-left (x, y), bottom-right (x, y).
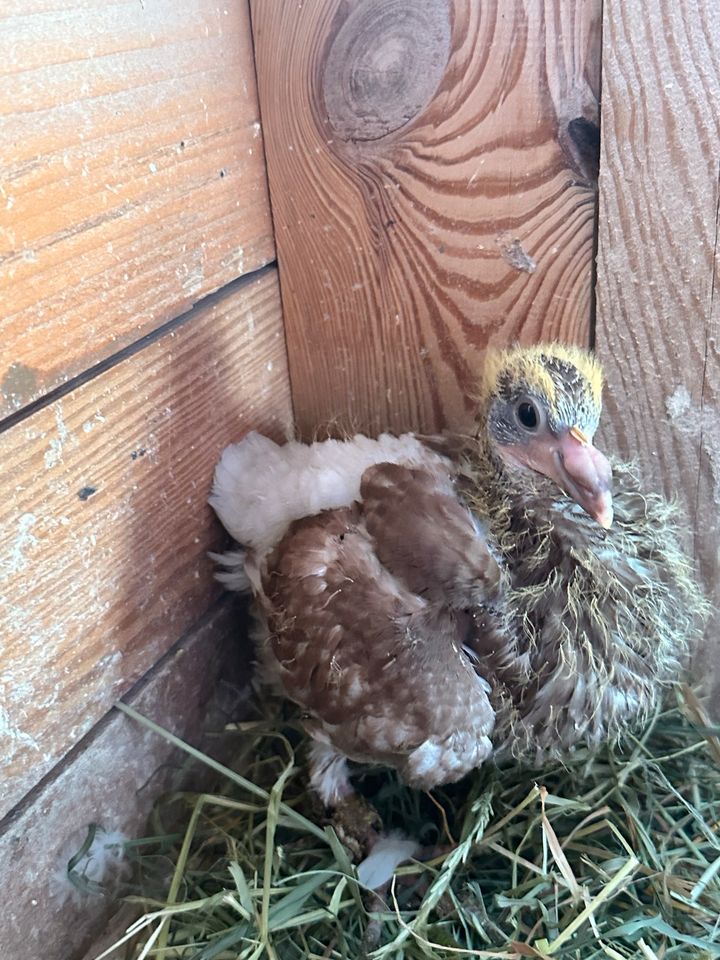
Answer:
top-left (252, 0), bottom-right (601, 437)
top-left (594, 0), bottom-right (720, 689)
top-left (0, 271), bottom-right (292, 818)
top-left (0, 0), bottom-right (274, 418)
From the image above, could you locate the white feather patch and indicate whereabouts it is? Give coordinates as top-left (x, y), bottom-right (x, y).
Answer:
top-left (308, 740), bottom-right (353, 806)
top-left (357, 832), bottom-right (419, 890)
top-left (208, 431), bottom-right (449, 559)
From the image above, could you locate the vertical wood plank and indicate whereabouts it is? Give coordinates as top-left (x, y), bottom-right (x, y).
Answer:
top-left (595, 0), bottom-right (720, 683)
top-left (252, 0), bottom-right (601, 437)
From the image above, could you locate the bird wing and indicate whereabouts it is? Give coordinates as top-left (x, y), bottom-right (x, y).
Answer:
top-left (261, 499), bottom-right (494, 775)
top-left (360, 462), bottom-right (503, 610)
top-left (360, 462), bottom-right (523, 701)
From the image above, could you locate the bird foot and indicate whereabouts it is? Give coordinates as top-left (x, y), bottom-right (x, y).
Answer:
top-left (329, 793), bottom-right (382, 860)
top-left (307, 740), bottom-right (382, 858)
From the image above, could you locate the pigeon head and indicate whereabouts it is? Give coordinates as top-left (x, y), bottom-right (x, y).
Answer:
top-left (479, 343), bottom-right (613, 529)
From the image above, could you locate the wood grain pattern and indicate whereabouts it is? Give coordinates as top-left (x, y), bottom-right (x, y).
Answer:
top-left (252, 0), bottom-right (601, 437)
top-left (594, 0), bottom-right (720, 686)
top-left (1, 599), bottom-right (247, 960)
top-left (0, 269), bottom-right (292, 818)
top-left (0, 0), bottom-right (274, 418)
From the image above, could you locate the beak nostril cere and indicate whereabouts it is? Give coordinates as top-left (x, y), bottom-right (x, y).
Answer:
top-left (569, 425), bottom-right (590, 445)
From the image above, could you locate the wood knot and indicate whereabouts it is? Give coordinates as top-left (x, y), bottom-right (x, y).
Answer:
top-left (321, 0), bottom-right (451, 143)
top-left (562, 116), bottom-right (600, 184)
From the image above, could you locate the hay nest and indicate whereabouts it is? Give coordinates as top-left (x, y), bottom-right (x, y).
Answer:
top-left (98, 687), bottom-right (719, 960)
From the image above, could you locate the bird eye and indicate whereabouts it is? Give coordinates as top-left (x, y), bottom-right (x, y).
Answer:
top-left (515, 400), bottom-right (540, 431)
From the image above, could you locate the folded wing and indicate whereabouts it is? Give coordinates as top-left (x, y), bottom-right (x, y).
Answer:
top-left (259, 462), bottom-right (503, 789)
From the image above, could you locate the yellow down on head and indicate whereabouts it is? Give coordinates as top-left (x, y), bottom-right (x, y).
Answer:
top-left (481, 343), bottom-right (604, 409)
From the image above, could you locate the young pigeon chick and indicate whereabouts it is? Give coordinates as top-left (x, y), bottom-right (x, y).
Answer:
top-left (458, 344), bottom-right (707, 759)
top-left (210, 344), bottom-right (707, 805)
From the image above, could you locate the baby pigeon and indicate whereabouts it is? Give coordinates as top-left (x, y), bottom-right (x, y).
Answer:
top-left (210, 343), bottom-right (706, 806)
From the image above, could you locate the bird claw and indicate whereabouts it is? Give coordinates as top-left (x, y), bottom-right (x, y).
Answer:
top-left (328, 793), bottom-right (382, 860)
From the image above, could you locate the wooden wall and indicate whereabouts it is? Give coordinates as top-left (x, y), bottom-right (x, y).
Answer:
top-left (1, 0), bottom-right (273, 415)
top-left (2, 0), bottom-right (719, 956)
top-left (253, 0), bottom-right (718, 689)
top-left (252, 0), bottom-right (602, 437)
top-left (594, 0), bottom-right (720, 689)
top-left (0, 3), bottom-right (292, 957)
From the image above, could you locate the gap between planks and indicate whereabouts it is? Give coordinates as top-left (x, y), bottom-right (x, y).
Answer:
top-left (0, 259), bottom-right (278, 438)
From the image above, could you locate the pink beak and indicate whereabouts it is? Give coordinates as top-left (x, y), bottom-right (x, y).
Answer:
top-left (501, 425), bottom-right (614, 528)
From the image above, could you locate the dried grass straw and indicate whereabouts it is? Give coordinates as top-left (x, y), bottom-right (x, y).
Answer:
top-left (95, 686), bottom-right (719, 959)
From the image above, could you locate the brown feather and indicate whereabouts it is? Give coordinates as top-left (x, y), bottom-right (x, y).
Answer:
top-left (360, 462), bottom-right (502, 609)
top-left (261, 492), bottom-right (495, 788)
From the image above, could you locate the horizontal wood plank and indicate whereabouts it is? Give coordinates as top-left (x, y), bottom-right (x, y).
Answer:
top-left (0, 599), bottom-right (248, 960)
top-left (0, 0), bottom-right (274, 418)
top-left (253, 0), bottom-right (601, 437)
top-left (0, 268), bottom-right (292, 818)
top-left (594, 0), bottom-right (720, 688)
